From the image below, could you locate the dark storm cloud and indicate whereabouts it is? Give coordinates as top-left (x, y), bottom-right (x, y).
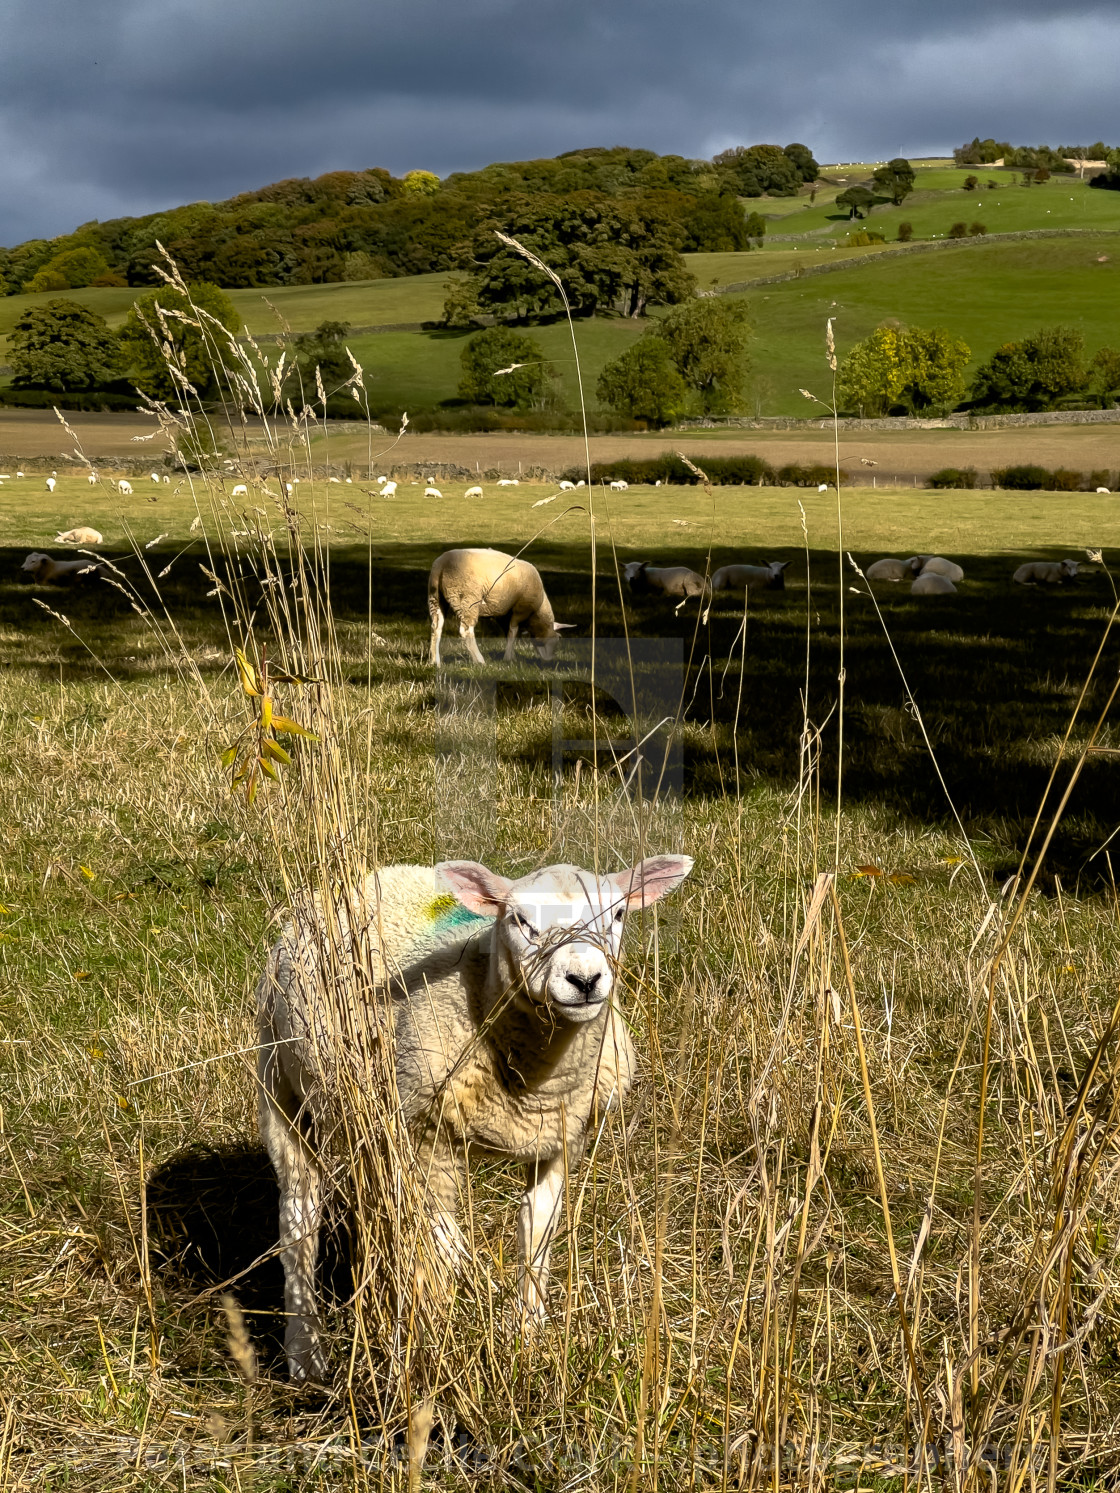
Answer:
top-left (3, 0), bottom-right (1117, 244)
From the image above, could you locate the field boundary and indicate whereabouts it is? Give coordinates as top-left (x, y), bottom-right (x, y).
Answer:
top-left (677, 408), bottom-right (1120, 432)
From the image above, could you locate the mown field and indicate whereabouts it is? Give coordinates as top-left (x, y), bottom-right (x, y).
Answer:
top-left (3, 467), bottom-right (1120, 1486)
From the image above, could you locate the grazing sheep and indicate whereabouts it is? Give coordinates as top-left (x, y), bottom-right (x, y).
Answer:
top-left (911, 572), bottom-right (957, 595)
top-left (558, 480), bottom-right (574, 491)
top-left (150, 472), bottom-right (160, 484)
top-left (117, 479), bottom-right (133, 495)
top-left (576, 480), bottom-right (585, 488)
top-left (428, 548), bottom-right (573, 667)
top-left (424, 487), bottom-right (443, 499)
top-left (45, 478), bottom-right (56, 494)
top-left (258, 852), bottom-right (694, 1380)
top-left (329, 477), bottom-right (340, 484)
top-left (380, 481), bottom-right (398, 497)
top-left (162, 475), bottom-right (170, 484)
top-left (16, 472), bottom-right (24, 479)
top-left (496, 478), bottom-right (520, 486)
top-left (231, 484), bottom-right (248, 497)
top-left (915, 555), bottom-right (965, 584)
top-left (1096, 486), bottom-right (1110, 494)
top-left (865, 557), bottom-right (921, 582)
top-left (609, 479), bottom-right (628, 491)
top-left (464, 485), bottom-right (483, 499)
top-left (1013, 559), bottom-right (1080, 585)
top-left (21, 552), bottom-right (101, 584)
top-left (710, 561), bottom-right (790, 593)
top-left (624, 560), bottom-right (710, 616)
top-left (54, 527), bottom-right (103, 546)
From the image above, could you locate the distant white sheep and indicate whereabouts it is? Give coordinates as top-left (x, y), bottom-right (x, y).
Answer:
top-left (1013, 559), bottom-right (1080, 585)
top-left (1096, 486), bottom-right (1110, 494)
top-left (16, 472), bottom-right (24, 479)
top-left (711, 561), bottom-right (790, 593)
top-left (609, 479), bottom-right (628, 491)
top-left (464, 485), bottom-right (483, 499)
top-left (285, 483), bottom-right (294, 495)
top-left (624, 560), bottom-right (711, 616)
top-left (54, 527), bottom-right (103, 545)
top-left (911, 572), bottom-right (956, 595)
top-left (497, 478), bottom-right (520, 486)
top-left (117, 480), bottom-right (133, 495)
top-left (428, 547), bottom-right (573, 666)
top-left (162, 475), bottom-right (170, 484)
top-left (231, 484), bottom-right (248, 497)
top-left (21, 552), bottom-right (101, 584)
top-left (424, 486), bottom-right (443, 499)
top-left (45, 478), bottom-right (56, 494)
top-left (150, 472), bottom-right (160, 484)
top-left (915, 555), bottom-right (965, 584)
top-left (380, 480), bottom-right (398, 497)
top-left (329, 476), bottom-right (340, 483)
top-left (866, 557), bottom-right (921, 582)
top-left (87, 472), bottom-right (97, 486)
top-left (558, 480), bottom-right (574, 491)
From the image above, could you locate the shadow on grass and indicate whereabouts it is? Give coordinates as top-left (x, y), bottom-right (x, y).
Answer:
top-left (3, 538), bottom-right (1118, 888)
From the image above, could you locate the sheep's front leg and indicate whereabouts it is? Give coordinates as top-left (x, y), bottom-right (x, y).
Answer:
top-left (259, 1079), bottom-right (329, 1382)
top-left (459, 620), bottom-right (487, 666)
top-left (518, 1151), bottom-right (567, 1328)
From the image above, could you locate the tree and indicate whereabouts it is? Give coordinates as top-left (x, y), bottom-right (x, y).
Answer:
top-left (872, 158), bottom-right (916, 205)
top-left (290, 320), bottom-right (354, 398)
top-left (596, 340), bottom-right (687, 425)
top-left (836, 186), bottom-right (875, 219)
top-left (783, 143), bottom-right (820, 182)
top-left (838, 323), bottom-right (970, 416)
top-left (948, 221), bottom-right (968, 238)
top-left (652, 297), bottom-right (750, 414)
top-left (680, 193), bottom-right (751, 252)
top-left (118, 281), bottom-right (241, 400)
top-left (970, 326), bottom-right (1088, 411)
top-left (1090, 346), bottom-right (1120, 401)
top-left (9, 299), bottom-right (123, 390)
top-left (712, 145), bottom-right (802, 197)
top-left (963, 175), bottom-right (979, 192)
top-left (402, 170), bottom-right (440, 195)
top-left (743, 212), bottom-right (767, 243)
top-left (897, 222), bottom-right (914, 242)
top-left (458, 327), bottom-right (554, 408)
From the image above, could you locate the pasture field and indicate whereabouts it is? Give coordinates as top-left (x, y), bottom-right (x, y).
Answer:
top-left (3, 468), bottom-right (1120, 1487)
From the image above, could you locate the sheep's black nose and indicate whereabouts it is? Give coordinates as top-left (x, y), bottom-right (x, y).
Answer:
top-left (566, 971), bottom-right (601, 997)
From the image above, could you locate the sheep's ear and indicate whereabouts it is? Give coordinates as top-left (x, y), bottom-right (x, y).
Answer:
top-left (436, 861), bottom-right (512, 915)
top-left (776, 561), bottom-right (791, 571)
top-left (610, 855), bottom-right (694, 909)
top-left (552, 622), bottom-right (577, 631)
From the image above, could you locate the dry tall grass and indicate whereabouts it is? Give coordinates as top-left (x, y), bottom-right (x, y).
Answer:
top-left (2, 258), bottom-right (1120, 1491)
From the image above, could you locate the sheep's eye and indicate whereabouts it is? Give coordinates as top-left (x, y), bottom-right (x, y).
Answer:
top-left (513, 911), bottom-right (536, 937)
top-left (613, 907), bottom-right (626, 923)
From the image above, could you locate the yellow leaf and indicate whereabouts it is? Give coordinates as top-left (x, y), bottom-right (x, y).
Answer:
top-left (271, 716), bottom-right (318, 740)
top-left (79, 865), bottom-right (95, 881)
top-left (0, 903), bottom-right (9, 915)
top-left (888, 873), bottom-right (916, 885)
top-left (219, 745), bottom-right (238, 769)
top-left (260, 695), bottom-right (273, 733)
top-left (246, 768), bottom-right (260, 805)
top-left (853, 864), bottom-right (883, 878)
top-left (261, 738), bottom-right (291, 765)
top-left (258, 756), bottom-right (280, 782)
top-left (74, 971), bottom-right (91, 980)
top-left (234, 647), bottom-right (260, 698)
top-left (943, 856), bottom-right (963, 866)
top-left (87, 1046), bottom-right (104, 1059)
top-left (116, 1095), bottom-right (132, 1112)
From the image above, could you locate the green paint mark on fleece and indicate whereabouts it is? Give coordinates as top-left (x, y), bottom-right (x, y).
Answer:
top-left (425, 894), bottom-right (491, 937)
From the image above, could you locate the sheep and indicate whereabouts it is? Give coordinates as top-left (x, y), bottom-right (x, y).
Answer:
top-left (329, 476), bottom-right (340, 484)
top-left (558, 480), bottom-right (575, 491)
top-left (21, 552), bottom-right (101, 584)
top-left (1013, 559), bottom-right (1080, 585)
top-left (380, 480), bottom-right (398, 497)
top-left (496, 478), bottom-right (520, 486)
top-left (54, 527), bottom-right (103, 546)
top-left (424, 486), bottom-right (443, 499)
top-left (45, 478), bottom-right (56, 494)
top-left (117, 479), bottom-right (133, 495)
top-left (710, 561), bottom-right (790, 593)
top-left (428, 547), bottom-right (573, 667)
top-left (1096, 486), bottom-right (1110, 494)
top-left (911, 572), bottom-right (957, 595)
top-left (150, 471), bottom-right (160, 484)
top-left (231, 484), bottom-right (249, 497)
top-left (464, 485), bottom-right (483, 499)
top-left (257, 852), bottom-right (694, 1380)
top-left (16, 471), bottom-right (24, 479)
top-left (609, 479), bottom-right (629, 491)
top-left (87, 472), bottom-right (97, 486)
top-left (623, 560), bottom-right (711, 616)
top-left (865, 557), bottom-right (921, 582)
top-left (915, 555), bottom-right (965, 584)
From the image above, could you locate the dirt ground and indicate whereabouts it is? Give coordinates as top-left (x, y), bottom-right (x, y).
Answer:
top-left (2, 407), bottom-right (1118, 482)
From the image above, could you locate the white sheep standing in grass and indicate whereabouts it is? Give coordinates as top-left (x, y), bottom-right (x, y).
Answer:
top-left (257, 852), bottom-right (694, 1381)
top-left (428, 547), bottom-right (573, 667)
top-left (1096, 486), bottom-right (1110, 494)
top-left (54, 527), bottom-right (103, 546)
top-left (424, 486), bottom-right (443, 499)
top-left (1013, 559), bottom-right (1080, 585)
top-left (710, 561), bottom-right (790, 593)
top-left (623, 560), bottom-right (711, 617)
top-left (380, 480), bottom-right (398, 497)
top-left (915, 555), bottom-right (965, 584)
top-left (117, 479), bottom-right (133, 495)
top-left (45, 478), bottom-right (56, 494)
top-left (609, 479), bottom-right (628, 490)
top-left (911, 572), bottom-right (957, 595)
top-left (87, 472), bottom-right (97, 486)
top-left (558, 480), bottom-right (574, 491)
top-left (150, 471), bottom-right (160, 484)
top-left (21, 552), bottom-right (101, 584)
top-left (464, 485), bottom-right (483, 499)
top-left (231, 484), bottom-right (248, 497)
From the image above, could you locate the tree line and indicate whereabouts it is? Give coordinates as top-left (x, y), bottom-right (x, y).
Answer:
top-left (0, 143), bottom-right (818, 298)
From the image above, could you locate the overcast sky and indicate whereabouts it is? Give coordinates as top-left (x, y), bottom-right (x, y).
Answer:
top-left (3, 0), bottom-right (1117, 247)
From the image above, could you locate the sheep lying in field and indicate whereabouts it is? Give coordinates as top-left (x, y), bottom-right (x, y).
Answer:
top-left (496, 478), bottom-right (519, 486)
top-left (915, 555), bottom-right (964, 584)
top-left (623, 560), bottom-right (710, 616)
top-left (710, 561), bottom-right (789, 594)
top-left (54, 527), bottom-right (103, 546)
top-left (865, 557), bottom-right (921, 582)
top-left (1013, 559), bottom-right (1080, 585)
top-left (21, 552), bottom-right (101, 584)
top-left (257, 852), bottom-right (694, 1380)
top-left (911, 572), bottom-right (956, 595)
top-left (428, 547), bottom-right (573, 666)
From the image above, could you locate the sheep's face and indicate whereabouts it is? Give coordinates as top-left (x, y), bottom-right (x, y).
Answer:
top-left (21, 553), bottom-right (47, 574)
top-left (1061, 560), bottom-right (1080, 579)
top-left (438, 857), bottom-right (694, 1024)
